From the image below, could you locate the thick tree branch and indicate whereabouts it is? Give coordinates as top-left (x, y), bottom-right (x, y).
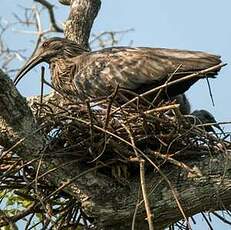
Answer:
top-left (63, 0), bottom-right (101, 48)
top-left (0, 70), bottom-right (45, 154)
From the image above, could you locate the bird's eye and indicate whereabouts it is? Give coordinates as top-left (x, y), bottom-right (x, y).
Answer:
top-left (42, 41), bottom-right (50, 47)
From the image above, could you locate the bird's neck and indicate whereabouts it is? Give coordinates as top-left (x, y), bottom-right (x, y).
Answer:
top-left (50, 58), bottom-right (68, 73)
top-left (50, 58), bottom-right (76, 95)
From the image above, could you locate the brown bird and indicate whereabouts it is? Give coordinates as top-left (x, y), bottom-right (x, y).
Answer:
top-left (14, 37), bottom-right (223, 106)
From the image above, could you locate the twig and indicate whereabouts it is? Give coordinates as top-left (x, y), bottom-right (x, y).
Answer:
top-left (0, 203), bottom-right (36, 228)
top-left (39, 66), bottom-right (45, 116)
top-left (88, 85), bottom-right (119, 163)
top-left (131, 189), bottom-right (141, 230)
top-left (34, 0), bottom-right (63, 32)
top-left (206, 77), bottom-right (215, 106)
top-left (123, 124), bottom-right (154, 230)
top-left (140, 159), bottom-right (154, 230)
top-left (150, 64), bottom-right (182, 108)
top-left (201, 212), bottom-right (214, 230)
top-left (86, 99), bottom-right (95, 157)
top-left (42, 162), bottom-right (114, 202)
top-left (149, 150), bottom-right (202, 177)
top-left (212, 211), bottom-right (231, 225)
top-left (127, 104), bottom-right (179, 123)
top-left (40, 66), bottom-right (45, 104)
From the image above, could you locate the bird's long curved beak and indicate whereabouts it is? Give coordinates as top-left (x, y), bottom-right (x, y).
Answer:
top-left (213, 123), bottom-right (225, 134)
top-left (14, 54), bottom-right (42, 85)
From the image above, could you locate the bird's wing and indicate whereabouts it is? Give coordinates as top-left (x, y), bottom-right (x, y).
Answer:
top-left (72, 47), bottom-right (222, 98)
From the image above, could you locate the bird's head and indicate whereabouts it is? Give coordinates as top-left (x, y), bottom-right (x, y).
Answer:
top-left (191, 109), bottom-right (222, 133)
top-left (14, 37), bottom-right (88, 85)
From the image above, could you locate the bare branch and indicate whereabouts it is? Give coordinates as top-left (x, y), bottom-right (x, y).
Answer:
top-left (64, 0), bottom-right (101, 48)
top-left (34, 0), bottom-right (63, 32)
top-left (59, 0), bottom-right (71, 5)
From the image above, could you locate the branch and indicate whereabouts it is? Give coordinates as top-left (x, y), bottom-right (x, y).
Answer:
top-left (35, 0), bottom-right (63, 32)
top-left (0, 203), bottom-right (36, 228)
top-left (63, 0), bottom-right (101, 48)
top-left (59, 0), bottom-right (71, 5)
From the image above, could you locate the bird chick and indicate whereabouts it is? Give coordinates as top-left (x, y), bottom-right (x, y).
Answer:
top-left (191, 109), bottom-right (223, 133)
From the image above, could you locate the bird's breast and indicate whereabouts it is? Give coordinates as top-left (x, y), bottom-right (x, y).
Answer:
top-left (49, 59), bottom-right (108, 101)
top-left (50, 60), bottom-right (80, 97)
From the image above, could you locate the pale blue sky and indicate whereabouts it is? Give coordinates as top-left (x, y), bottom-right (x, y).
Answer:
top-left (1, 0), bottom-right (231, 229)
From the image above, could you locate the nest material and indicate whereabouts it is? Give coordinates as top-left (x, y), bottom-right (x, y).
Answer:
top-left (0, 86), bottom-right (229, 229)
top-left (29, 89), bottom-right (227, 178)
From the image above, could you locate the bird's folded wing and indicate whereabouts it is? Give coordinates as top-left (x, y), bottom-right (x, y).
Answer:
top-left (73, 47), bottom-right (222, 97)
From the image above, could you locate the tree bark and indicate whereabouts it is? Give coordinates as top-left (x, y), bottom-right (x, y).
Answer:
top-left (63, 0), bottom-right (101, 49)
top-left (0, 0), bottom-right (230, 229)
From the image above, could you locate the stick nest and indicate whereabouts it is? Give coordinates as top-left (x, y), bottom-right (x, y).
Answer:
top-left (29, 90), bottom-right (228, 178)
top-left (0, 86), bottom-right (229, 229)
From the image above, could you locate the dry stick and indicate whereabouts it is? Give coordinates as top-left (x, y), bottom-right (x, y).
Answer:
top-left (140, 159), bottom-right (154, 230)
top-left (0, 159), bottom-right (21, 177)
top-left (212, 212), bottom-right (231, 225)
top-left (119, 88), bottom-right (153, 107)
top-left (104, 84), bottom-right (119, 129)
top-left (127, 104), bottom-right (179, 124)
top-left (27, 219), bottom-right (43, 230)
top-left (111, 63), bottom-right (226, 115)
top-left (201, 212), bottom-right (214, 230)
top-left (0, 158), bottom-right (39, 180)
top-left (144, 104), bottom-right (179, 115)
top-left (150, 64), bottom-right (182, 108)
top-left (39, 66), bottom-right (45, 117)
top-left (0, 124), bottom-right (44, 160)
top-left (42, 79), bottom-right (83, 105)
top-left (28, 159), bottom-right (82, 186)
top-left (166, 109), bottom-right (220, 155)
top-left (40, 66), bottom-right (45, 105)
top-left (88, 85), bottom-right (119, 163)
top-left (34, 0), bottom-right (63, 32)
top-left (132, 189), bottom-right (142, 230)
top-left (0, 203), bottom-right (36, 228)
top-left (1, 138), bottom-right (26, 158)
top-left (86, 99), bottom-right (95, 156)
top-left (25, 213), bottom-right (35, 230)
top-left (33, 154), bottom-right (52, 221)
top-left (42, 162), bottom-right (114, 203)
top-left (90, 29), bottom-right (134, 45)
top-left (206, 77), bottom-right (215, 107)
top-left (149, 150), bottom-right (201, 176)
top-left (63, 114), bottom-right (188, 225)
top-left (122, 124), bottom-right (154, 230)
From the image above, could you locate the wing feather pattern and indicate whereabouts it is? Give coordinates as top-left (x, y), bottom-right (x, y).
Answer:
top-left (73, 47), bottom-right (222, 99)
